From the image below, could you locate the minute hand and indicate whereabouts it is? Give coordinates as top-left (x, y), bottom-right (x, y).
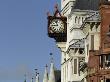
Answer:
top-left (51, 24), bottom-right (58, 26)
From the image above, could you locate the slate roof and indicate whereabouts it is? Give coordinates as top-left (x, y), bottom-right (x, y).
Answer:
top-left (73, 0), bottom-right (100, 11)
top-left (69, 39), bottom-right (85, 49)
top-left (85, 12), bottom-right (101, 22)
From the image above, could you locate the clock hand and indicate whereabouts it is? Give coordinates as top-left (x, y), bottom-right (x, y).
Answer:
top-left (55, 20), bottom-right (58, 23)
top-left (55, 23), bottom-right (58, 26)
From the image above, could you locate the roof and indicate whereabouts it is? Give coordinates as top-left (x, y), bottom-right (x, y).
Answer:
top-left (85, 12), bottom-right (101, 22)
top-left (69, 39), bottom-right (85, 49)
top-left (73, 0), bottom-right (100, 11)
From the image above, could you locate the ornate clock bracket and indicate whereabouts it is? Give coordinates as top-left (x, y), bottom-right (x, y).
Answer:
top-left (47, 4), bottom-right (67, 42)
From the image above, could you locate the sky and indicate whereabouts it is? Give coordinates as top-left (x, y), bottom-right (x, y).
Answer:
top-left (0, 0), bottom-right (61, 82)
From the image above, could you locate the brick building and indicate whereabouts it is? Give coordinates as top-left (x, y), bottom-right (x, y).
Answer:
top-left (87, 0), bottom-right (110, 82)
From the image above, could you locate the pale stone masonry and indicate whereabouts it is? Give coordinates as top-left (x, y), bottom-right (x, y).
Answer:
top-left (47, 0), bottom-right (110, 82)
top-left (56, 0), bottom-right (100, 82)
top-left (43, 65), bottom-right (48, 82)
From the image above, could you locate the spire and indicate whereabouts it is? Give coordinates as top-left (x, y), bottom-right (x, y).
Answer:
top-left (24, 74), bottom-right (26, 82)
top-left (48, 53), bottom-right (55, 82)
top-left (54, 4), bottom-right (61, 17)
top-left (36, 73), bottom-right (39, 82)
top-left (31, 77), bottom-right (34, 82)
top-left (35, 69), bottom-right (39, 82)
top-left (43, 64), bottom-right (49, 82)
top-left (35, 69), bottom-right (38, 76)
top-left (50, 53), bottom-right (54, 63)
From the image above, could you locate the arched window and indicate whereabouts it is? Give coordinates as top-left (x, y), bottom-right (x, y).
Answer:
top-left (74, 59), bottom-right (77, 74)
top-left (82, 17), bottom-right (84, 23)
top-left (78, 17), bottom-right (80, 24)
top-left (75, 16), bottom-right (77, 23)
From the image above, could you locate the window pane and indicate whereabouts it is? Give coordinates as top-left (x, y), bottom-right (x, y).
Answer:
top-left (74, 59), bottom-right (77, 74)
top-left (91, 35), bottom-right (94, 50)
top-left (105, 55), bottom-right (110, 67)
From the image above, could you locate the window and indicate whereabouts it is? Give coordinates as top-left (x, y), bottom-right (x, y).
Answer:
top-left (72, 65), bottom-right (73, 74)
top-left (91, 35), bottom-right (94, 50)
top-left (75, 16), bottom-right (77, 23)
top-left (100, 54), bottom-right (110, 68)
top-left (79, 48), bottom-right (84, 54)
top-left (100, 55), bottom-right (104, 68)
top-left (105, 55), bottom-right (110, 67)
top-left (74, 59), bottom-right (77, 74)
top-left (106, 79), bottom-right (110, 82)
top-left (67, 65), bottom-right (68, 78)
top-left (82, 17), bottom-right (84, 23)
top-left (78, 17), bottom-right (80, 24)
top-left (63, 68), bottom-right (64, 82)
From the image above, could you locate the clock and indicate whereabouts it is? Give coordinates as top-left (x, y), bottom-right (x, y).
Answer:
top-left (47, 5), bottom-right (67, 42)
top-left (47, 16), bottom-right (67, 42)
top-left (49, 19), bottom-right (64, 33)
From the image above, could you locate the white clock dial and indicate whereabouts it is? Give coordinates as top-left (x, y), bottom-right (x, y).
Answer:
top-left (49, 19), bottom-right (64, 33)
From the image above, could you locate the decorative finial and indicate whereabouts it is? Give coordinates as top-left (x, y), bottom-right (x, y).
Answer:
top-left (54, 3), bottom-right (58, 10)
top-left (50, 53), bottom-right (54, 63)
top-left (31, 77), bottom-right (34, 82)
top-left (45, 64), bottom-right (48, 68)
top-left (54, 4), bottom-right (58, 15)
top-left (47, 12), bottom-right (50, 16)
top-left (37, 73), bottom-right (39, 75)
top-left (24, 74), bottom-right (26, 82)
top-left (53, 3), bottom-right (61, 17)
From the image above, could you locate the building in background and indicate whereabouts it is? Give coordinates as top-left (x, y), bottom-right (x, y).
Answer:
top-left (43, 57), bottom-right (61, 82)
top-left (24, 55), bottom-right (61, 82)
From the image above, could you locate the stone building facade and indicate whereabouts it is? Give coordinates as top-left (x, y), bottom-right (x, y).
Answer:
top-left (47, 0), bottom-right (110, 82)
top-left (57, 0), bottom-right (100, 82)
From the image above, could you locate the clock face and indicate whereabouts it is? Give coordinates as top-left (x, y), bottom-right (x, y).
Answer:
top-left (49, 19), bottom-right (64, 33)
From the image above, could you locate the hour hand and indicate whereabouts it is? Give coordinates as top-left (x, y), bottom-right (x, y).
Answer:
top-left (50, 23), bottom-right (58, 26)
